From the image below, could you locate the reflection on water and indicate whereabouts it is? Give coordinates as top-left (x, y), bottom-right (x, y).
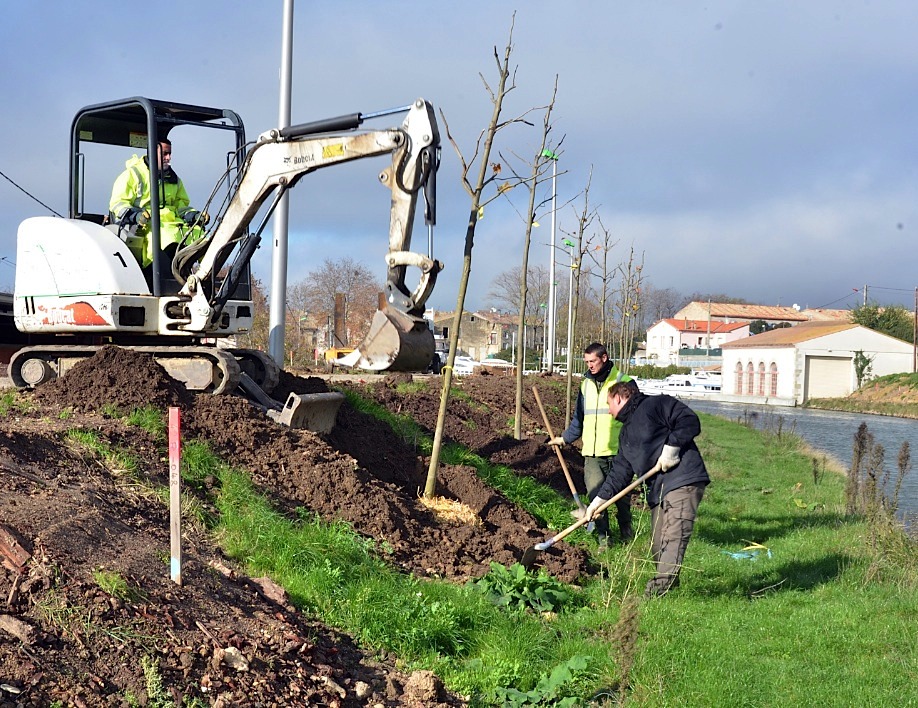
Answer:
top-left (686, 399), bottom-right (917, 523)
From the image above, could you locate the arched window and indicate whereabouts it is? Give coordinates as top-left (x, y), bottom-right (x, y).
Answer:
top-left (746, 362), bottom-right (755, 395)
top-left (735, 362), bottom-right (744, 394)
top-left (769, 362), bottom-right (778, 396)
top-left (757, 362), bottom-right (766, 396)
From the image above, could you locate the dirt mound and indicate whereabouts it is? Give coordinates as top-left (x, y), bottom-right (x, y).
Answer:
top-left (1, 348), bottom-right (597, 704)
top-left (182, 393), bottom-right (590, 583)
top-left (32, 344), bottom-right (193, 412)
top-left (0, 418), bottom-right (461, 706)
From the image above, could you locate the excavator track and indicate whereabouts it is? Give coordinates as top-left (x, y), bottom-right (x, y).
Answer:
top-left (8, 345), bottom-right (242, 395)
top-left (229, 348), bottom-right (280, 394)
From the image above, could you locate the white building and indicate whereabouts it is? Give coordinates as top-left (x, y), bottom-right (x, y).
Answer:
top-left (720, 321), bottom-right (915, 405)
top-left (645, 318), bottom-right (749, 365)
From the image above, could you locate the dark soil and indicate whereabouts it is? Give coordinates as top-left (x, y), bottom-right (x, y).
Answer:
top-left (0, 348), bottom-right (597, 706)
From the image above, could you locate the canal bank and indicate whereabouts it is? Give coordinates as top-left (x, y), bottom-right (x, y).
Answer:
top-left (686, 398), bottom-right (917, 525)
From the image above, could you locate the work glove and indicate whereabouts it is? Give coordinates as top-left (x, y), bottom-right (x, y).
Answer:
top-left (183, 210), bottom-right (209, 226)
top-left (585, 496), bottom-right (608, 521)
top-left (123, 208), bottom-right (150, 226)
top-left (658, 444), bottom-right (681, 472)
top-left (546, 436), bottom-right (565, 447)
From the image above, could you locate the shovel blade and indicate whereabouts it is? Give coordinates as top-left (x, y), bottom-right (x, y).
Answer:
top-left (336, 309), bottom-right (434, 372)
top-left (520, 545), bottom-right (541, 570)
top-left (267, 392), bottom-right (345, 433)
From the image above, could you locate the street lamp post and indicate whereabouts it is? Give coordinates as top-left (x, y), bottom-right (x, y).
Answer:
top-left (563, 238), bottom-right (576, 370)
top-left (543, 149), bottom-right (559, 372)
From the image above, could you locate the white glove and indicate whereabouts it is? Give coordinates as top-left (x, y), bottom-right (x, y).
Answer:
top-left (585, 496), bottom-right (608, 521)
top-left (546, 436), bottom-right (565, 447)
top-left (658, 444), bottom-right (681, 472)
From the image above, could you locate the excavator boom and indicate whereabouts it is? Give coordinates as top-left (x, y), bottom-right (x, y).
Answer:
top-left (176, 98), bottom-right (442, 370)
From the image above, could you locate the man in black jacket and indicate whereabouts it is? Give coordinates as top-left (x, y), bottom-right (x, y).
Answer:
top-left (586, 381), bottom-right (710, 597)
top-left (547, 343), bottom-right (635, 543)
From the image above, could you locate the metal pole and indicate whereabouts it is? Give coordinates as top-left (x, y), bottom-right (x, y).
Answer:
top-left (547, 156), bottom-right (558, 372)
top-left (268, 0), bottom-right (294, 365)
top-left (566, 245), bottom-right (574, 369)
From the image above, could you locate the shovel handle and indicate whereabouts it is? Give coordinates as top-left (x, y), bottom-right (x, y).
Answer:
top-left (537, 463), bottom-right (663, 549)
top-left (533, 387), bottom-right (585, 511)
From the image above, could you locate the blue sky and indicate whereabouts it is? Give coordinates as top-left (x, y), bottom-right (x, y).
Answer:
top-left (2, 1), bottom-right (917, 313)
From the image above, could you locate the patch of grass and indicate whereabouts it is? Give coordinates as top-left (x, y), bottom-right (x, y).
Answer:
top-left (100, 402), bottom-right (124, 418)
top-left (93, 568), bottom-right (143, 602)
top-left (126, 406), bottom-right (167, 439)
top-left (34, 588), bottom-right (154, 648)
top-left (67, 428), bottom-right (210, 529)
top-left (66, 429), bottom-right (140, 478)
top-left (394, 380), bottom-right (428, 395)
top-left (0, 390), bottom-right (32, 416)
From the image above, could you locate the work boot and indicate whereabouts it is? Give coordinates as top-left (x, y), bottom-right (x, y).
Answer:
top-left (596, 532), bottom-right (609, 549)
top-left (619, 526), bottom-right (635, 542)
top-left (644, 575), bottom-right (679, 598)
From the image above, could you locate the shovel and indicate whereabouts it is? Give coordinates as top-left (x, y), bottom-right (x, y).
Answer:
top-left (532, 387), bottom-right (591, 528)
top-left (520, 462), bottom-right (662, 569)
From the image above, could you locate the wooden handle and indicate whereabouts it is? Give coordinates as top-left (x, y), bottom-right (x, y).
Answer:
top-left (543, 463), bottom-right (662, 546)
top-left (532, 386), bottom-right (583, 507)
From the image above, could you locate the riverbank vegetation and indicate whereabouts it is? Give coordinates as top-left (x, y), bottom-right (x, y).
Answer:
top-left (186, 392), bottom-right (917, 704)
top-left (807, 371), bottom-right (918, 419)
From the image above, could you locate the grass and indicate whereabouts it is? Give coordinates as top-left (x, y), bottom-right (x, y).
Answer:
top-left (0, 389), bottom-right (32, 416)
top-left (73, 397), bottom-right (918, 705)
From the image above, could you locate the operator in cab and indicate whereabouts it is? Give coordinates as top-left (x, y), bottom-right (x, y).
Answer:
top-left (108, 138), bottom-right (208, 271)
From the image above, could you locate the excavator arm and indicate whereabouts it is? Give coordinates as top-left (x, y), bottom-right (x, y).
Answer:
top-left (174, 98), bottom-right (441, 370)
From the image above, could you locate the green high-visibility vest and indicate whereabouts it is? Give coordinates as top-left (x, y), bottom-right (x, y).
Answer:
top-left (581, 368), bottom-right (629, 457)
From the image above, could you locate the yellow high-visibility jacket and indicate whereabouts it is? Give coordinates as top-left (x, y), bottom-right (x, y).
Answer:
top-left (109, 155), bottom-right (201, 267)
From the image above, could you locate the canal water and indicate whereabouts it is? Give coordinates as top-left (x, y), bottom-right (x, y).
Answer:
top-left (685, 399), bottom-right (917, 524)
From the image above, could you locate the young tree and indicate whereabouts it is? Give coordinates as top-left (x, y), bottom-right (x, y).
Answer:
top-left (581, 212), bottom-right (619, 347)
top-left (853, 349), bottom-right (874, 388)
top-left (498, 77), bottom-right (560, 440)
top-left (425, 15), bottom-right (538, 493)
top-left (558, 170), bottom-right (597, 425)
top-left (612, 245), bottom-right (645, 373)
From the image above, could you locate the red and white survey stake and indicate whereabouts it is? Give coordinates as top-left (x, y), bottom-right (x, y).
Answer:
top-left (168, 407), bottom-right (182, 585)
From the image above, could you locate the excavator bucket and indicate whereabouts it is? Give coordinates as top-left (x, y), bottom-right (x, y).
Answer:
top-left (336, 308), bottom-right (434, 372)
top-left (266, 391), bottom-right (346, 433)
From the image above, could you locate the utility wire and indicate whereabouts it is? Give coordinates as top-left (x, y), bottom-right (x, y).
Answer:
top-left (814, 291), bottom-right (859, 309)
top-left (0, 167), bottom-right (63, 217)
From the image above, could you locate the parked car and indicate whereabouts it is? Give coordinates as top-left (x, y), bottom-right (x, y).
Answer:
top-left (453, 356), bottom-right (479, 376)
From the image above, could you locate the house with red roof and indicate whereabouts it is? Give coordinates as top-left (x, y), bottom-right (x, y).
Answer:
top-left (645, 318), bottom-right (750, 365)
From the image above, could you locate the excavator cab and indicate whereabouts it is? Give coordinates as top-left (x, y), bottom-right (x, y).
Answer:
top-left (69, 97), bottom-right (251, 299)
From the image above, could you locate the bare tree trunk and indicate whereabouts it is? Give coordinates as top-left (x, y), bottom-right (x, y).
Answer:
top-left (425, 19), bottom-right (522, 497)
top-left (614, 246), bottom-right (645, 373)
top-left (563, 172), bottom-right (595, 427)
top-left (513, 79), bottom-right (559, 440)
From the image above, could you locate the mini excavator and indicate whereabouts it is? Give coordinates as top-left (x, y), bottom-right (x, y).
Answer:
top-left (9, 96), bottom-right (442, 429)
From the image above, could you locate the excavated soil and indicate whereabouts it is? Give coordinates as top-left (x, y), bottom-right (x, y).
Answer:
top-left (0, 348), bottom-right (597, 706)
